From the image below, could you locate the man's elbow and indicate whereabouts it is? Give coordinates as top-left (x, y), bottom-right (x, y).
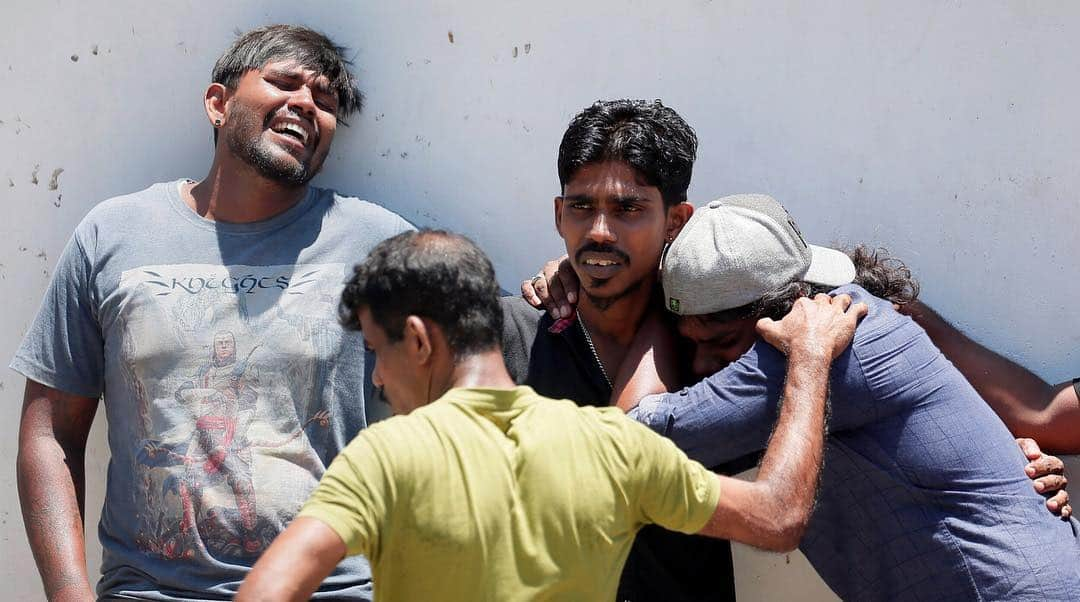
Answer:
top-left (752, 511), bottom-right (809, 553)
top-left (767, 518), bottom-right (809, 552)
top-left (752, 485), bottom-right (812, 552)
top-left (236, 576), bottom-right (297, 602)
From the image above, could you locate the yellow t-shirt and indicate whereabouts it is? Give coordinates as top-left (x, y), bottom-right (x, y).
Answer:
top-left (299, 385), bottom-right (720, 601)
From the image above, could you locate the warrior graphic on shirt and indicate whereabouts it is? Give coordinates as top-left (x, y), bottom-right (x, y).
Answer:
top-left (125, 264), bottom-right (342, 560)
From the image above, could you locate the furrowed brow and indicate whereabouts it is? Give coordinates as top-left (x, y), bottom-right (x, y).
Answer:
top-left (562, 194), bottom-right (595, 203)
top-left (263, 67), bottom-right (302, 80)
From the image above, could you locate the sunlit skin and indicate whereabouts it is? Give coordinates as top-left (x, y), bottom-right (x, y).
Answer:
top-left (16, 52), bottom-right (354, 602)
top-left (184, 59), bottom-right (341, 223)
top-left (555, 162), bottom-right (675, 309)
top-left (552, 161), bottom-right (692, 385)
top-left (359, 307), bottom-right (430, 416)
top-left (678, 315), bottom-right (760, 378)
top-left (223, 60), bottom-right (339, 182)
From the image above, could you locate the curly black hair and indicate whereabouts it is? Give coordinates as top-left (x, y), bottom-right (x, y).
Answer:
top-left (339, 230), bottom-right (504, 359)
top-left (558, 99), bottom-right (698, 207)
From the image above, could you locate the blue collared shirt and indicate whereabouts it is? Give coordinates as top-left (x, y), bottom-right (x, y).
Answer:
top-left (630, 284), bottom-right (1080, 601)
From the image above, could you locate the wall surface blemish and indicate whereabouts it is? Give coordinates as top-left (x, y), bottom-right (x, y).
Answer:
top-left (47, 168), bottom-right (64, 191)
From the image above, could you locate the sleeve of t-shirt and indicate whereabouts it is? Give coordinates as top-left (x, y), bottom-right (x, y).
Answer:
top-left (297, 424), bottom-right (404, 562)
top-left (9, 230), bottom-right (105, 398)
top-left (627, 419), bottom-right (721, 534)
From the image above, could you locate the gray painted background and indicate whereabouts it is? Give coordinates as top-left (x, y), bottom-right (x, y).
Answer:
top-left (3, 2), bottom-right (1077, 599)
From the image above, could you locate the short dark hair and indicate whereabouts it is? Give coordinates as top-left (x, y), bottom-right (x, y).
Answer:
top-left (557, 99), bottom-right (698, 207)
top-left (211, 24), bottom-right (363, 140)
top-left (702, 245), bottom-right (921, 323)
top-left (340, 230), bottom-right (504, 359)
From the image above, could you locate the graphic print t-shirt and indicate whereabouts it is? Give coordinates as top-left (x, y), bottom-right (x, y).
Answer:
top-left (11, 180), bottom-right (413, 600)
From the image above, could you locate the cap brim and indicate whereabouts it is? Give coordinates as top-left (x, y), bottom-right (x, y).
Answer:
top-left (804, 245), bottom-right (856, 287)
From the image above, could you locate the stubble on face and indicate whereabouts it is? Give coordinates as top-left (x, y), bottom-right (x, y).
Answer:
top-left (558, 162), bottom-right (671, 315)
top-left (585, 278), bottom-right (645, 311)
top-left (224, 99), bottom-right (325, 187)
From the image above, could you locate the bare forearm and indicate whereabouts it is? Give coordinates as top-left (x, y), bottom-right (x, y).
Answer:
top-left (237, 516), bottom-right (346, 602)
top-left (749, 350), bottom-right (831, 546)
top-left (758, 350), bottom-right (830, 488)
top-left (910, 301), bottom-right (1050, 400)
top-left (700, 350), bottom-right (832, 551)
top-left (17, 437), bottom-right (94, 601)
top-left (908, 302), bottom-right (1080, 451)
top-left (17, 381), bottom-right (98, 602)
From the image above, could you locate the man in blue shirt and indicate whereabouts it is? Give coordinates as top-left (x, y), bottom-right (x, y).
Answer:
top-left (619, 193), bottom-right (1080, 600)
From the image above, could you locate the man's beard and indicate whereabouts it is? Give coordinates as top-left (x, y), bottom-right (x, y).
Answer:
top-left (225, 104), bottom-right (322, 187)
top-left (584, 277), bottom-right (644, 312)
top-left (575, 241), bottom-right (642, 311)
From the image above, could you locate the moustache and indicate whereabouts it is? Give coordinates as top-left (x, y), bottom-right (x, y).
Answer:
top-left (575, 242), bottom-right (630, 266)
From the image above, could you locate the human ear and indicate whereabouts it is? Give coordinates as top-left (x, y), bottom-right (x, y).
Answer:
top-left (554, 196), bottom-right (565, 237)
top-left (403, 316), bottom-right (433, 366)
top-left (204, 83), bottom-right (230, 128)
top-left (666, 202), bottom-right (694, 240)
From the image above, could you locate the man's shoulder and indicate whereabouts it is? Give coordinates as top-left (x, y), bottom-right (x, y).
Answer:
top-left (830, 283), bottom-right (889, 310)
top-left (829, 283), bottom-right (911, 340)
top-left (499, 296), bottom-right (547, 377)
top-left (356, 410), bottom-right (439, 454)
top-left (316, 187), bottom-right (415, 234)
top-left (80, 181), bottom-right (176, 225)
top-left (501, 296), bottom-right (546, 324)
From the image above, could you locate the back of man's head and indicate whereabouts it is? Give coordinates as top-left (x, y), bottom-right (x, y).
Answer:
top-left (211, 25), bottom-right (363, 129)
top-left (557, 99), bottom-right (698, 207)
top-left (340, 230), bottom-right (504, 358)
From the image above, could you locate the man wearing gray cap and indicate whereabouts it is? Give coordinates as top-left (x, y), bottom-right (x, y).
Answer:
top-left (619, 193), bottom-right (1080, 600)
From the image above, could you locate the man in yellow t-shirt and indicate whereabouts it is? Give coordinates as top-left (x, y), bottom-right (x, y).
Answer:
top-left (237, 230), bottom-right (865, 602)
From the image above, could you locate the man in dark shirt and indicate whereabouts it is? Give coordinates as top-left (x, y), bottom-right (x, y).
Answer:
top-left (509, 100), bottom-right (1073, 600)
top-left (499, 99), bottom-right (742, 602)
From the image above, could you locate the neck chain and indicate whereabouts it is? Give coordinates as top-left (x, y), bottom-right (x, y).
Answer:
top-left (578, 315), bottom-right (613, 390)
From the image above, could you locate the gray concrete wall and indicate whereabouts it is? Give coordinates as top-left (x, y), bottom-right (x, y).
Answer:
top-left (3, 2), bottom-right (1077, 599)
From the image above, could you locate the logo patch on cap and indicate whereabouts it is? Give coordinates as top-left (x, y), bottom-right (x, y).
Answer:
top-left (668, 297), bottom-right (681, 313)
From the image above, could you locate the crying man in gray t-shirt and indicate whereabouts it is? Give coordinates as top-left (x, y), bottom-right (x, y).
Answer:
top-left (12, 25), bottom-right (411, 601)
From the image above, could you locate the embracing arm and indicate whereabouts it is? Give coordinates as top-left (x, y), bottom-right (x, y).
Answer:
top-left (17, 380), bottom-right (99, 602)
top-left (695, 295), bottom-right (865, 551)
top-left (236, 517), bottom-right (346, 602)
top-left (906, 301), bottom-right (1080, 454)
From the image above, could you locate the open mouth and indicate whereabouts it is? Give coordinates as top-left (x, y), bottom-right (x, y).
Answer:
top-left (265, 114), bottom-right (316, 151)
top-left (273, 122), bottom-right (308, 143)
top-left (582, 258), bottom-right (619, 267)
top-left (577, 252), bottom-right (626, 280)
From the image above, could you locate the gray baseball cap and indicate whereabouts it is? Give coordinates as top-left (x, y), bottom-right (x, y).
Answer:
top-left (661, 193), bottom-right (855, 315)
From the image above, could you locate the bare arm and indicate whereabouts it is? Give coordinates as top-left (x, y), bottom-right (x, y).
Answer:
top-left (236, 516), bottom-right (347, 602)
top-left (697, 294), bottom-right (866, 552)
top-left (17, 380), bottom-right (99, 602)
top-left (905, 301), bottom-right (1080, 454)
